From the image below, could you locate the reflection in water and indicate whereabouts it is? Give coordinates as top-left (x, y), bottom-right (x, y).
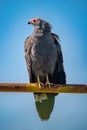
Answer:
top-left (34, 93), bottom-right (57, 120)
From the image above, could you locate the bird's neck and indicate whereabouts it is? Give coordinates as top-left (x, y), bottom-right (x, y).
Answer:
top-left (33, 27), bottom-right (51, 37)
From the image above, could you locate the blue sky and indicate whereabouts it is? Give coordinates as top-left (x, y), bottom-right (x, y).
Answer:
top-left (0, 0), bottom-right (87, 83)
top-left (0, 0), bottom-right (87, 130)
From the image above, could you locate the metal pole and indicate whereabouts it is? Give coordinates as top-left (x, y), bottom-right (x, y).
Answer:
top-left (0, 83), bottom-right (87, 93)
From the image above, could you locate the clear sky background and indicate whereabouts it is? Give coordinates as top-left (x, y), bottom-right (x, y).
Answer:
top-left (0, 0), bottom-right (87, 130)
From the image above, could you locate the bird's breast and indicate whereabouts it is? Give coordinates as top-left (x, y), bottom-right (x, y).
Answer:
top-left (31, 37), bottom-right (57, 76)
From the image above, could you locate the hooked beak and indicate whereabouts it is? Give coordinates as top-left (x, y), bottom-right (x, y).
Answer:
top-left (28, 21), bottom-right (31, 24)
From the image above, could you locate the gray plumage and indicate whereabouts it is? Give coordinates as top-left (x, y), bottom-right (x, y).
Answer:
top-left (24, 18), bottom-right (66, 120)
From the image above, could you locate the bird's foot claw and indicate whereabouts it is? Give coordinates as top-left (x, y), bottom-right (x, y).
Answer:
top-left (37, 82), bottom-right (44, 88)
top-left (45, 82), bottom-right (53, 88)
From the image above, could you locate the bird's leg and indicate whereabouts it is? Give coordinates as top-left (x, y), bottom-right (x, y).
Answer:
top-left (46, 74), bottom-right (51, 88)
top-left (37, 75), bottom-right (41, 88)
top-left (37, 75), bottom-right (44, 88)
top-left (46, 74), bottom-right (53, 87)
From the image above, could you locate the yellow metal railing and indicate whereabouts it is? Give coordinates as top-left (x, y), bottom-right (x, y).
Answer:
top-left (0, 83), bottom-right (87, 93)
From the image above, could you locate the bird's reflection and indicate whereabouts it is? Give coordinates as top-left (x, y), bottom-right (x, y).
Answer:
top-left (34, 93), bottom-right (57, 120)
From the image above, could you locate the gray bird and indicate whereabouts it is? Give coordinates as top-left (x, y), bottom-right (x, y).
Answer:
top-left (24, 18), bottom-right (66, 120)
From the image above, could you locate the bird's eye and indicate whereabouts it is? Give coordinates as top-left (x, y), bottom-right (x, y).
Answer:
top-left (33, 19), bottom-right (36, 22)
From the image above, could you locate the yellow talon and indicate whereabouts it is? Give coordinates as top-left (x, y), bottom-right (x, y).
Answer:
top-left (46, 74), bottom-right (50, 88)
top-left (37, 75), bottom-right (41, 88)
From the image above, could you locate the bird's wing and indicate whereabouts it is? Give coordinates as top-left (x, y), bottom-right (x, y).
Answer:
top-left (52, 33), bottom-right (64, 71)
top-left (24, 36), bottom-right (35, 82)
top-left (51, 33), bottom-right (66, 84)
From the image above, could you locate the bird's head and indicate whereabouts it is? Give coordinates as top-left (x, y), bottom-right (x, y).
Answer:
top-left (28, 18), bottom-right (51, 31)
top-left (28, 18), bottom-right (40, 25)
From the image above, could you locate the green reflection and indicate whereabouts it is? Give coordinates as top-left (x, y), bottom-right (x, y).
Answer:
top-left (34, 93), bottom-right (57, 120)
